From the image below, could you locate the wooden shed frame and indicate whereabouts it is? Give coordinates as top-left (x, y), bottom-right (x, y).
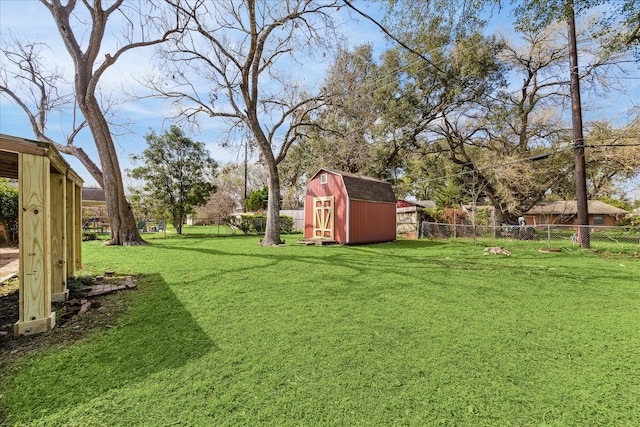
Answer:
top-left (0, 134), bottom-right (83, 336)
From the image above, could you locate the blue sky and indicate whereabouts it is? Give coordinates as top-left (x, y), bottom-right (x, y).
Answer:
top-left (1, 1), bottom-right (638, 200)
top-left (0, 1), bottom-right (387, 188)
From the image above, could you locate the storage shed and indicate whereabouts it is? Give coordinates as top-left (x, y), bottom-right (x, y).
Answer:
top-left (396, 200), bottom-right (436, 239)
top-left (0, 134), bottom-right (83, 335)
top-left (304, 169), bottom-right (397, 244)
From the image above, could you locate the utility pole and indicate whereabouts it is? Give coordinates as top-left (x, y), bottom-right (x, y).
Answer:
top-left (243, 137), bottom-right (248, 212)
top-left (567, 0), bottom-right (590, 248)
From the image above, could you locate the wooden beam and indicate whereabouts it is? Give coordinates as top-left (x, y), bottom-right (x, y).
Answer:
top-left (0, 150), bottom-right (19, 179)
top-left (15, 153), bottom-right (55, 336)
top-left (75, 184), bottom-right (83, 269)
top-left (1, 134), bottom-right (84, 186)
top-left (66, 168), bottom-right (83, 187)
top-left (51, 172), bottom-right (68, 302)
top-left (46, 146), bottom-right (71, 179)
top-left (0, 134), bottom-right (48, 156)
top-left (66, 179), bottom-right (76, 278)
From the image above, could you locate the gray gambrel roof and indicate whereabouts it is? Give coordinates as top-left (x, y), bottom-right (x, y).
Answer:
top-left (319, 169), bottom-right (397, 203)
top-left (526, 200), bottom-right (629, 216)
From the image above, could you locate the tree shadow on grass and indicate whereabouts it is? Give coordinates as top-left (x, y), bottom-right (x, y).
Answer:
top-left (148, 239), bottom-right (452, 285)
top-left (1, 274), bottom-right (216, 424)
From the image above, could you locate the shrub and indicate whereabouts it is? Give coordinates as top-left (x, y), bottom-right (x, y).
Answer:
top-left (237, 215), bottom-right (261, 234)
top-left (244, 187), bottom-right (268, 212)
top-left (0, 178), bottom-right (19, 243)
top-left (280, 215), bottom-right (294, 234)
top-left (424, 206), bottom-right (467, 224)
top-left (617, 216), bottom-right (640, 228)
top-left (235, 214), bottom-right (295, 235)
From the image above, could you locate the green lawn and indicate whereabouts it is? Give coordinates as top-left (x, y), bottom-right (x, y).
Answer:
top-left (1, 229), bottom-right (639, 426)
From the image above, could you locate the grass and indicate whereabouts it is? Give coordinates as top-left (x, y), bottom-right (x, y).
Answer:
top-left (1, 229), bottom-right (639, 426)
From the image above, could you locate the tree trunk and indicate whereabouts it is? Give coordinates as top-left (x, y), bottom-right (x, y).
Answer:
top-left (174, 216), bottom-right (183, 235)
top-left (263, 164), bottom-right (283, 246)
top-left (248, 115), bottom-right (282, 245)
top-left (82, 95), bottom-right (144, 246)
top-left (44, 0), bottom-right (144, 246)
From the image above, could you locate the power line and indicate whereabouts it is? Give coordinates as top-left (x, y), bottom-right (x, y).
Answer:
top-left (342, 0), bottom-right (446, 75)
top-left (581, 143), bottom-right (640, 147)
top-left (338, 1), bottom-right (637, 105)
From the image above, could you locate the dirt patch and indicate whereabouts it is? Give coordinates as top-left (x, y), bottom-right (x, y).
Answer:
top-left (0, 246), bottom-right (19, 283)
top-left (0, 275), bottom-right (137, 371)
top-left (539, 247), bottom-right (562, 253)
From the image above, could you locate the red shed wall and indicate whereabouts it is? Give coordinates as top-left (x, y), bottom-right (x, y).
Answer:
top-left (304, 172), bottom-right (348, 242)
top-left (348, 199), bottom-right (397, 244)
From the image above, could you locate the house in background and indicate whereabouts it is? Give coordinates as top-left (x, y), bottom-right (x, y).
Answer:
top-left (523, 200), bottom-right (629, 227)
top-left (82, 186), bottom-right (109, 232)
top-left (304, 168), bottom-right (397, 244)
top-left (186, 207), bottom-right (214, 225)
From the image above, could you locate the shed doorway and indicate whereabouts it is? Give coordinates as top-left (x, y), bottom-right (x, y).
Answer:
top-left (313, 196), bottom-right (334, 239)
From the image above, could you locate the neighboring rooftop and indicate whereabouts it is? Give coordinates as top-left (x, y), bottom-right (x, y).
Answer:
top-left (82, 187), bottom-right (106, 203)
top-left (526, 200), bottom-right (629, 215)
top-left (397, 200), bottom-right (436, 209)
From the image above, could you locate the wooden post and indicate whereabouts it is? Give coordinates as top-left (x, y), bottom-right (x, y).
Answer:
top-left (51, 172), bottom-right (68, 302)
top-left (15, 153), bottom-right (55, 335)
top-left (75, 184), bottom-right (83, 269)
top-left (66, 179), bottom-right (76, 278)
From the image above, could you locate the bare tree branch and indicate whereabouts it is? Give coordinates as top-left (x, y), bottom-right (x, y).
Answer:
top-left (146, 0), bottom-right (342, 245)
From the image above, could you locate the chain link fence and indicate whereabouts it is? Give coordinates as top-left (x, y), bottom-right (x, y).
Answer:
top-left (419, 221), bottom-right (640, 251)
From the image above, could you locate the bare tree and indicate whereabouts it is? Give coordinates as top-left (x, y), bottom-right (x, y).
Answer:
top-left (0, 35), bottom-right (104, 184)
top-left (584, 119), bottom-right (640, 197)
top-left (40, 0), bottom-right (183, 245)
top-left (203, 191), bottom-right (238, 224)
top-left (214, 161), bottom-right (268, 209)
top-left (431, 19), bottom-right (632, 220)
top-left (150, 0), bottom-right (342, 246)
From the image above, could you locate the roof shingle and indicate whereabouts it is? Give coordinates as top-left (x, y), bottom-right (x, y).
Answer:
top-left (320, 169), bottom-right (396, 203)
top-left (526, 200), bottom-right (628, 215)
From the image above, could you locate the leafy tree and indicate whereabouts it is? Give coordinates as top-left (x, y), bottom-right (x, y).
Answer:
top-left (244, 187), bottom-right (269, 212)
top-left (512, 0), bottom-right (640, 58)
top-left (0, 178), bottom-right (19, 243)
top-left (129, 126), bottom-right (217, 235)
top-left (284, 15), bottom-right (505, 196)
top-left (367, 1), bottom-right (637, 221)
top-left (346, 8), bottom-right (503, 203)
top-left (597, 196), bottom-right (632, 211)
top-left (150, 0), bottom-right (342, 245)
top-left (280, 44), bottom-right (386, 201)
